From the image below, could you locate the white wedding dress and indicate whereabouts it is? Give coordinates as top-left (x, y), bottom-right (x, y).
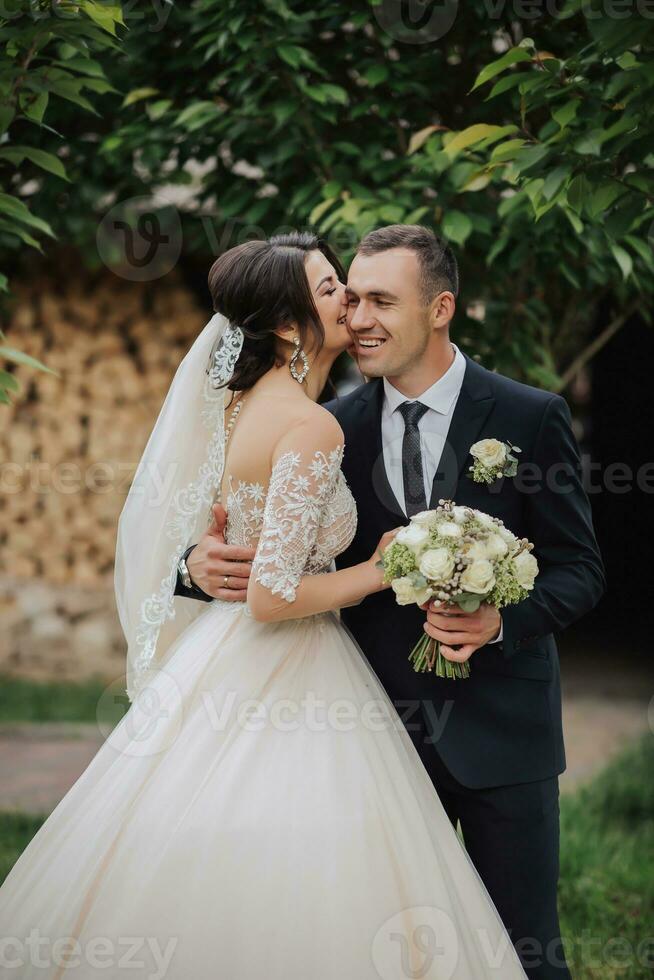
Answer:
top-left (0, 439), bottom-right (527, 979)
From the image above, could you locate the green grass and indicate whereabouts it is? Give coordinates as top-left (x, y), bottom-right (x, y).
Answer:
top-left (0, 811), bottom-right (46, 885)
top-left (559, 734), bottom-right (654, 979)
top-left (0, 673), bottom-right (119, 723)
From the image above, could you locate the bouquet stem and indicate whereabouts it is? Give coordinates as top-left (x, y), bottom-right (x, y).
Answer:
top-left (408, 634), bottom-right (470, 680)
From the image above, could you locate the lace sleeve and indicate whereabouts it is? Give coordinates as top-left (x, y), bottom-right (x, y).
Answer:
top-left (251, 442), bottom-right (345, 603)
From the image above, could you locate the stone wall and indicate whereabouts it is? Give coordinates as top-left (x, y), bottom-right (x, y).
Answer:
top-left (0, 578), bottom-right (125, 686)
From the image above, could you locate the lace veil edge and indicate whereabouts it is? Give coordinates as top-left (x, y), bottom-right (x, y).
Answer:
top-left (114, 312), bottom-right (232, 702)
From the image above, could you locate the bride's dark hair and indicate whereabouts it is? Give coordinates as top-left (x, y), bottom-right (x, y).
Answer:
top-left (207, 231), bottom-right (346, 394)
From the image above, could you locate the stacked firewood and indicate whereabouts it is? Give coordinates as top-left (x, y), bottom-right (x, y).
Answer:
top-left (1, 262), bottom-right (208, 587)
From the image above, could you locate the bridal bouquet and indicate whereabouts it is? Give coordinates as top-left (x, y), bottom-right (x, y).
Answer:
top-left (379, 500), bottom-right (538, 680)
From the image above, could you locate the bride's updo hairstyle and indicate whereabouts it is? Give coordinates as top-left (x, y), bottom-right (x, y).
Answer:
top-left (207, 231), bottom-right (346, 393)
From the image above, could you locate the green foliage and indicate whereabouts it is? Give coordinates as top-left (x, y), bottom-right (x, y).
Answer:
top-left (307, 7), bottom-right (654, 388)
top-left (433, 7), bottom-right (654, 390)
top-left (102, 0), bottom-right (651, 388)
top-left (0, 328), bottom-right (57, 404)
top-left (1, 1), bottom-right (652, 402)
top-left (0, 0), bottom-right (125, 402)
top-left (0, 0), bottom-right (124, 259)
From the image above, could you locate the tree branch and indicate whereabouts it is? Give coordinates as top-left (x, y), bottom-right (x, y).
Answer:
top-left (554, 298), bottom-right (642, 393)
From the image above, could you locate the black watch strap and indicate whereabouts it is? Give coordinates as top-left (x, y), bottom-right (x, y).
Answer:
top-left (173, 544), bottom-right (214, 603)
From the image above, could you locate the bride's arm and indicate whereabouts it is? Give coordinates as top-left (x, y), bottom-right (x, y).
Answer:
top-left (247, 413), bottom-right (395, 623)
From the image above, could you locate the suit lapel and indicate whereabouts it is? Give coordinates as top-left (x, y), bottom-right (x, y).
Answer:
top-left (351, 354), bottom-right (496, 518)
top-left (352, 378), bottom-right (406, 522)
top-left (429, 354), bottom-right (496, 505)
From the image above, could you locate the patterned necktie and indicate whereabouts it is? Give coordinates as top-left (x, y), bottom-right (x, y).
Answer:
top-left (398, 400), bottom-right (429, 517)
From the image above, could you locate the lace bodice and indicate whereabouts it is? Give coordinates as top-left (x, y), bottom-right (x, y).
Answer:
top-left (224, 443), bottom-right (357, 602)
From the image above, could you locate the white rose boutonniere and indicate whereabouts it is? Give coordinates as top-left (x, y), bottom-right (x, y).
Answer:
top-left (512, 550), bottom-right (539, 590)
top-left (468, 438), bottom-right (521, 486)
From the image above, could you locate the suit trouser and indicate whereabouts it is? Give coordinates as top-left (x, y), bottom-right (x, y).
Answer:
top-left (405, 703), bottom-right (572, 980)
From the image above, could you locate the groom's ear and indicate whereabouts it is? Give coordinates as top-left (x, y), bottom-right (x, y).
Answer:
top-left (428, 290), bottom-right (456, 330)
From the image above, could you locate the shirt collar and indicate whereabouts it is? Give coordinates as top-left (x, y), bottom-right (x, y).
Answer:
top-left (382, 343), bottom-right (466, 417)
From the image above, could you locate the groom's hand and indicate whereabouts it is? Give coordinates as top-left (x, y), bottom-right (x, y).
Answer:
top-left (420, 600), bottom-right (501, 664)
top-left (186, 503), bottom-right (254, 602)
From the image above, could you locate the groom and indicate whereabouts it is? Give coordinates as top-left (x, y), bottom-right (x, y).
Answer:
top-left (174, 224), bottom-right (605, 979)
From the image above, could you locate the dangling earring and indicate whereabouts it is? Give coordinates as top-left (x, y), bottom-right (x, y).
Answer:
top-left (289, 336), bottom-right (310, 383)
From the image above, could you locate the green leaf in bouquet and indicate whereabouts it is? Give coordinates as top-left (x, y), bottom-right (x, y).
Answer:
top-left (455, 593), bottom-right (483, 613)
top-left (409, 572), bottom-right (428, 589)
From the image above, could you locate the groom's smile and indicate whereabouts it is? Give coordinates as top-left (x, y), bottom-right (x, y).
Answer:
top-left (352, 334), bottom-right (388, 353)
top-left (358, 337), bottom-right (387, 348)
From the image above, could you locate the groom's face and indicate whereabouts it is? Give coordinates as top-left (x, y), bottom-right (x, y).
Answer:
top-left (345, 248), bottom-right (432, 379)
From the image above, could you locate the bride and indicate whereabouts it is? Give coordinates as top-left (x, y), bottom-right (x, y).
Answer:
top-left (0, 232), bottom-right (526, 979)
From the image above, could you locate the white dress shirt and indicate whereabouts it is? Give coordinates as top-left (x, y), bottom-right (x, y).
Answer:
top-left (381, 343), bottom-right (503, 643)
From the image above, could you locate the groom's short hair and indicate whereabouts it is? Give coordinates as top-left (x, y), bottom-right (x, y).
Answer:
top-left (357, 225), bottom-right (459, 303)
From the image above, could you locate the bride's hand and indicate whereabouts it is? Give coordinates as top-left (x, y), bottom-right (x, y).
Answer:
top-left (367, 526), bottom-right (403, 590)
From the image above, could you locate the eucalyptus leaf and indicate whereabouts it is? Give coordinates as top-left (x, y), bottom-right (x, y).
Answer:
top-left (456, 594), bottom-right (483, 613)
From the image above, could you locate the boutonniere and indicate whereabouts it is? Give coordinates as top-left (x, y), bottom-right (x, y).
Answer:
top-left (468, 439), bottom-right (521, 485)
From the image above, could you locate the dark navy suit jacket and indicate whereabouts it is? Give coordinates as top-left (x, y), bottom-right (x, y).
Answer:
top-left (322, 353), bottom-right (606, 789)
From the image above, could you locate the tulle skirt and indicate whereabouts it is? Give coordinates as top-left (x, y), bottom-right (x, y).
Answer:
top-left (0, 601), bottom-right (526, 979)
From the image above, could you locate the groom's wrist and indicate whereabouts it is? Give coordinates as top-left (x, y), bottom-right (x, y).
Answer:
top-left (174, 545), bottom-right (213, 603)
top-left (488, 616), bottom-right (503, 645)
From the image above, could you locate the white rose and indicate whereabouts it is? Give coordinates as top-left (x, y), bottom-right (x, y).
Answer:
top-left (497, 524), bottom-right (519, 553)
top-left (484, 532), bottom-right (508, 560)
top-left (437, 521), bottom-right (462, 540)
top-left (418, 548), bottom-right (455, 584)
top-left (512, 551), bottom-right (539, 590)
top-left (451, 505), bottom-right (470, 525)
top-left (460, 559), bottom-right (496, 595)
top-left (391, 577), bottom-right (417, 605)
top-left (395, 523), bottom-right (430, 553)
top-left (391, 577), bottom-right (432, 606)
top-left (470, 438), bottom-right (507, 469)
top-left (473, 510), bottom-right (498, 531)
top-left (463, 539), bottom-right (488, 562)
top-left (411, 510), bottom-right (437, 529)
